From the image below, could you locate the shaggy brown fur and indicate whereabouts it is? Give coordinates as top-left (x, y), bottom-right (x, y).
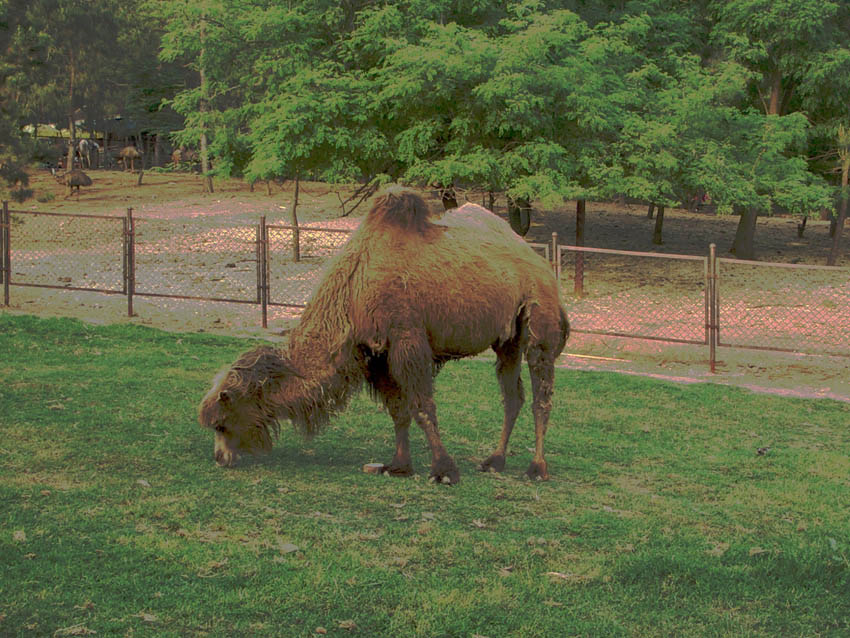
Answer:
top-left (199, 187), bottom-right (570, 483)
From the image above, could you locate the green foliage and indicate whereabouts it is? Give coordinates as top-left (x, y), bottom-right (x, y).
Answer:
top-left (2, 314), bottom-right (849, 636)
top-left (131, 0), bottom-right (849, 229)
top-left (1, 0), bottom-right (36, 188)
top-left (5, 0), bottom-right (850, 231)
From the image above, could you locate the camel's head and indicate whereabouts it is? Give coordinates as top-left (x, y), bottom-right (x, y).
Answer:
top-left (198, 347), bottom-right (291, 467)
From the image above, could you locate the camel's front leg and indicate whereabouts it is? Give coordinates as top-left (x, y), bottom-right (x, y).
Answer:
top-left (413, 398), bottom-right (459, 485)
top-left (383, 401), bottom-right (414, 477)
top-left (388, 331), bottom-right (459, 484)
top-left (371, 364), bottom-right (414, 476)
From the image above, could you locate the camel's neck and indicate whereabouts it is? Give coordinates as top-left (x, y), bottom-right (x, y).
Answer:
top-left (274, 230), bottom-right (367, 433)
top-left (276, 324), bottom-right (362, 435)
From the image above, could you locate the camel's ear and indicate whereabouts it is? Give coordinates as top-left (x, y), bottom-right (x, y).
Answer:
top-left (219, 390), bottom-right (231, 404)
top-left (267, 357), bottom-right (304, 381)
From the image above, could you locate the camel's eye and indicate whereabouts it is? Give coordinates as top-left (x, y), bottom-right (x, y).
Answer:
top-left (215, 425), bottom-right (227, 434)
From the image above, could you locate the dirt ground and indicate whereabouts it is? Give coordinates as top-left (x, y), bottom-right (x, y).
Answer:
top-left (4, 168), bottom-right (849, 403)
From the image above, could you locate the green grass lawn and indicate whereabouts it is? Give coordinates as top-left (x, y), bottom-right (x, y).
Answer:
top-left (1, 313), bottom-right (848, 637)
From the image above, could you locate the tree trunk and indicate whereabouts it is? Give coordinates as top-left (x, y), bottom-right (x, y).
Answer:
top-left (291, 174), bottom-right (301, 263)
top-left (507, 197), bottom-right (531, 235)
top-left (646, 202), bottom-right (655, 219)
top-left (440, 186), bottom-right (458, 210)
top-left (796, 215), bottom-right (807, 238)
top-left (66, 54), bottom-right (77, 171)
top-left (652, 205), bottom-right (665, 245)
top-left (200, 132), bottom-right (213, 193)
top-left (730, 207), bottom-right (758, 260)
top-left (199, 21), bottom-right (214, 194)
top-left (827, 159), bottom-right (849, 266)
top-left (574, 199), bottom-right (586, 298)
top-left (576, 199), bottom-right (585, 246)
top-left (767, 67), bottom-right (782, 115)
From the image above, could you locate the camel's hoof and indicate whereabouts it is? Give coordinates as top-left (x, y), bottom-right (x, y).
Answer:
top-left (524, 461), bottom-right (549, 481)
top-left (479, 454), bottom-right (506, 474)
top-left (381, 463), bottom-right (414, 477)
top-left (429, 457), bottom-right (460, 485)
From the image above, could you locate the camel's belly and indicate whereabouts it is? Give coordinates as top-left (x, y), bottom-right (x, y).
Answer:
top-left (423, 293), bottom-right (520, 356)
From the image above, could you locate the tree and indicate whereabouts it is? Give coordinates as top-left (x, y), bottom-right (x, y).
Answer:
top-left (155, 0), bottom-right (254, 192)
top-left (793, 3), bottom-right (850, 265)
top-left (18, 1), bottom-right (127, 168)
top-left (829, 127), bottom-right (849, 266)
top-left (372, 18), bottom-right (498, 198)
top-left (711, 0), bottom-right (841, 116)
top-left (1, 0), bottom-right (43, 192)
top-left (710, 0), bottom-right (841, 257)
top-left (377, 7), bottom-right (650, 239)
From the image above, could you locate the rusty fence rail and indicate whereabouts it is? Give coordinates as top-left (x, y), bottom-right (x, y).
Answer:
top-left (2, 202), bottom-right (849, 371)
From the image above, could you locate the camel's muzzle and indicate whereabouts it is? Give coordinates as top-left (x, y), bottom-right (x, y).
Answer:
top-left (214, 434), bottom-right (237, 467)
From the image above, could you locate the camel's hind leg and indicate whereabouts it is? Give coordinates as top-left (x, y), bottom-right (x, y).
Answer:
top-left (524, 343), bottom-right (557, 481)
top-left (525, 348), bottom-right (555, 481)
top-left (480, 337), bottom-right (525, 474)
top-left (523, 301), bottom-right (567, 480)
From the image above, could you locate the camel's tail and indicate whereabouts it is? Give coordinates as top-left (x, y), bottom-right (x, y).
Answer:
top-left (367, 187), bottom-right (433, 233)
top-left (558, 304), bottom-right (570, 354)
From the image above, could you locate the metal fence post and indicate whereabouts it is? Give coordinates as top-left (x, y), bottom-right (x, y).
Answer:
top-left (125, 208), bottom-right (135, 317)
top-left (706, 244), bottom-right (718, 374)
top-left (2, 201), bottom-right (9, 306)
top-left (255, 220), bottom-right (263, 305)
top-left (551, 232), bottom-right (560, 279)
top-left (259, 216), bottom-right (268, 328)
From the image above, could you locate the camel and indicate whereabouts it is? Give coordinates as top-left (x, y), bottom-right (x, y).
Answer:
top-left (199, 188), bottom-right (570, 484)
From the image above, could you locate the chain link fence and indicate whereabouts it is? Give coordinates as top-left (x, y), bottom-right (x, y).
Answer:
top-left (716, 258), bottom-right (850, 357)
top-left (557, 245), bottom-right (708, 345)
top-left (134, 217), bottom-right (261, 303)
top-left (2, 201), bottom-right (848, 369)
top-left (266, 225), bottom-right (352, 308)
top-left (1, 207), bottom-right (127, 295)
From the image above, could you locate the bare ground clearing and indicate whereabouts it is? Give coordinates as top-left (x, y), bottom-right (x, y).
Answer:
top-left (4, 169), bottom-right (849, 402)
